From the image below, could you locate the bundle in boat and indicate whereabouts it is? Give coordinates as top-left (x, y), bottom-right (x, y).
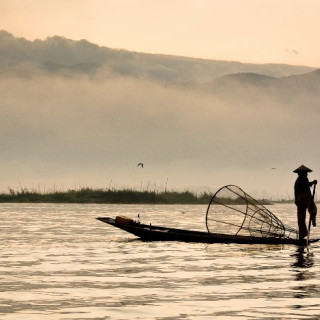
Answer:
top-left (206, 185), bottom-right (298, 239)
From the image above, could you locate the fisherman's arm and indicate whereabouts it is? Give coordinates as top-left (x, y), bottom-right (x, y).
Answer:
top-left (310, 180), bottom-right (318, 187)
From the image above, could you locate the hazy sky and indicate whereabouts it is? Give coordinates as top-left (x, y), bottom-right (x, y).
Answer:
top-left (1, 1), bottom-right (320, 199)
top-left (1, 0), bottom-right (320, 67)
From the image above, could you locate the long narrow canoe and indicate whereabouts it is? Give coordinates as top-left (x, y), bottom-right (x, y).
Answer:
top-left (97, 216), bottom-right (319, 245)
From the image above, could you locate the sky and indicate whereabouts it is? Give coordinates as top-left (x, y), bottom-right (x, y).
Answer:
top-left (0, 0), bottom-right (320, 67)
top-left (1, 0), bottom-right (320, 199)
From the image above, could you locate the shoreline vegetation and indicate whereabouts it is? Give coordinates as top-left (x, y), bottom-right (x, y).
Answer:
top-left (0, 187), bottom-right (293, 204)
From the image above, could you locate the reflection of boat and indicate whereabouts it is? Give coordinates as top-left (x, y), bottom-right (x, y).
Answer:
top-left (96, 216), bottom-right (319, 245)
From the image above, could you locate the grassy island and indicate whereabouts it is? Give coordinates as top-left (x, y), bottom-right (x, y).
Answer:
top-left (0, 188), bottom-right (214, 204)
top-left (0, 187), bottom-right (284, 204)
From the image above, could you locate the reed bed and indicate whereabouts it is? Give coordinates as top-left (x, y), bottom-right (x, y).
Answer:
top-left (0, 187), bottom-right (214, 204)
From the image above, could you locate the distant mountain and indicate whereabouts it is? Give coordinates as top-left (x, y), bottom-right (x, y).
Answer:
top-left (2, 29), bottom-right (319, 109)
top-left (213, 69), bottom-right (320, 89)
top-left (216, 72), bottom-right (276, 85)
top-left (208, 72), bottom-right (277, 92)
top-left (277, 69), bottom-right (320, 93)
top-left (202, 68), bottom-right (320, 109)
top-left (0, 30), bottom-right (315, 84)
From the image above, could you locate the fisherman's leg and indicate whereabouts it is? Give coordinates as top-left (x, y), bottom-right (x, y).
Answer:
top-left (297, 205), bottom-right (308, 240)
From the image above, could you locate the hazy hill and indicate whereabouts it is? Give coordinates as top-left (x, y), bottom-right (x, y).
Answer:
top-left (212, 69), bottom-right (320, 91)
top-left (0, 30), bottom-right (315, 84)
top-left (203, 68), bottom-right (320, 110)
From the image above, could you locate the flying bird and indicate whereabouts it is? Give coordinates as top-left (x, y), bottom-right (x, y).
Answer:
top-left (137, 163), bottom-right (144, 168)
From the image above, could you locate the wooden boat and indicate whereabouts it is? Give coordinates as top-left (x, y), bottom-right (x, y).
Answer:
top-left (97, 216), bottom-right (319, 245)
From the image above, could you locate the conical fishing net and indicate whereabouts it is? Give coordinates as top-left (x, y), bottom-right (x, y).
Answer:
top-left (206, 185), bottom-right (298, 239)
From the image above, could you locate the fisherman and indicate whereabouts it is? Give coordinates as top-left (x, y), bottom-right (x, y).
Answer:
top-left (293, 165), bottom-right (317, 240)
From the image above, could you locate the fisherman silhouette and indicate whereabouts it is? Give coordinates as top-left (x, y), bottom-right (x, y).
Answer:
top-left (293, 165), bottom-right (317, 240)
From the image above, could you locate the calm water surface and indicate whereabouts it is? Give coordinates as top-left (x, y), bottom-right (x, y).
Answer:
top-left (1, 203), bottom-right (320, 319)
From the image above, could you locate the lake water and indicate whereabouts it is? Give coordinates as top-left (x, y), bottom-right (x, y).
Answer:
top-left (1, 203), bottom-right (320, 319)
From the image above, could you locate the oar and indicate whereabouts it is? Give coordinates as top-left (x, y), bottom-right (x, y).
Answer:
top-left (306, 183), bottom-right (317, 250)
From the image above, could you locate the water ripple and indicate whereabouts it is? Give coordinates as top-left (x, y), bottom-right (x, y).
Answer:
top-left (1, 203), bottom-right (320, 319)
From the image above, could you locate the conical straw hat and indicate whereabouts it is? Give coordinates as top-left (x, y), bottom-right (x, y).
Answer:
top-left (293, 165), bottom-right (312, 173)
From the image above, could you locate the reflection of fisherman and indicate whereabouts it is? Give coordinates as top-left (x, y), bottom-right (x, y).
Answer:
top-left (293, 165), bottom-right (317, 240)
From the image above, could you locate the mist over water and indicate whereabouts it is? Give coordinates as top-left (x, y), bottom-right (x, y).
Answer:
top-left (1, 31), bottom-right (320, 198)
